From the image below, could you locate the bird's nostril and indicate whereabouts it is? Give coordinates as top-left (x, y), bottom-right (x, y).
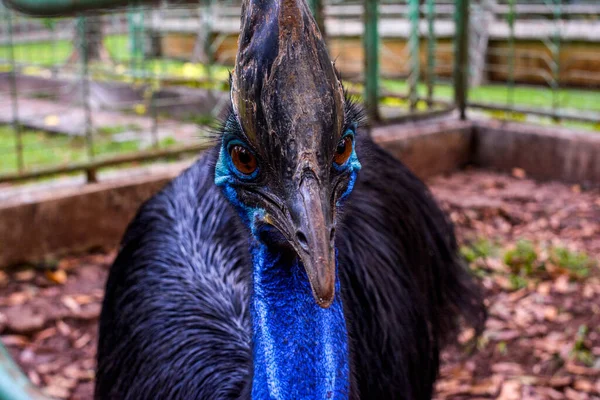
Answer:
top-left (330, 228), bottom-right (336, 243)
top-left (296, 231), bottom-right (309, 252)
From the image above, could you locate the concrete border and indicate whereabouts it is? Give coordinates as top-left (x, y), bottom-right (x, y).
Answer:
top-left (1, 119), bottom-right (598, 267)
top-left (473, 120), bottom-right (600, 186)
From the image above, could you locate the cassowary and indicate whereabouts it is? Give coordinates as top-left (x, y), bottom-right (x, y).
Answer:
top-left (96, 0), bottom-right (485, 398)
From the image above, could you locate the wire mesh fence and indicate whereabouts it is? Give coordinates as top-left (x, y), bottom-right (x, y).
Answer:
top-left (468, 0), bottom-right (600, 128)
top-left (0, 0), bottom-right (598, 183)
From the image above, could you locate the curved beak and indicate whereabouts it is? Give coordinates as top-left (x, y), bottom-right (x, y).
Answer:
top-left (290, 174), bottom-right (336, 308)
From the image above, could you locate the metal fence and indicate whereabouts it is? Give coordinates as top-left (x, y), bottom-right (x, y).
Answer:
top-left (0, 0), bottom-right (599, 183)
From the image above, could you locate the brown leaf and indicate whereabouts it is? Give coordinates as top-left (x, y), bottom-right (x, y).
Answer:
top-left (73, 333), bottom-right (91, 349)
top-left (4, 307), bottom-right (46, 334)
top-left (469, 376), bottom-right (503, 396)
top-left (498, 380), bottom-right (521, 400)
top-left (1, 335), bottom-right (29, 347)
top-left (554, 275), bottom-right (572, 294)
top-left (491, 362), bottom-right (524, 376)
top-left (0, 271), bottom-right (8, 286)
top-left (14, 270), bottom-right (36, 282)
top-left (43, 385), bottom-right (70, 399)
top-left (35, 327), bottom-right (58, 342)
top-left (45, 270), bottom-right (68, 285)
top-left (61, 296), bottom-right (81, 313)
top-left (543, 306), bottom-right (559, 321)
top-left (574, 379), bottom-right (597, 394)
top-left (546, 375), bottom-right (573, 388)
top-left (565, 387), bottom-right (588, 400)
top-left (27, 370), bottom-right (41, 387)
top-left (535, 387), bottom-right (566, 400)
top-left (56, 320), bottom-right (71, 337)
top-left (566, 362), bottom-right (600, 377)
top-left (6, 291), bottom-right (31, 306)
top-left (512, 168), bottom-right (526, 179)
top-left (490, 330), bottom-right (521, 341)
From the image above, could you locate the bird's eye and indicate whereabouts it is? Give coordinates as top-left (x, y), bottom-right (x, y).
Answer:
top-left (333, 136), bottom-right (353, 166)
top-left (230, 145), bottom-right (258, 175)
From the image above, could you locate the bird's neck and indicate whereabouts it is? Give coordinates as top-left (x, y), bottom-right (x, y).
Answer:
top-left (250, 242), bottom-right (350, 399)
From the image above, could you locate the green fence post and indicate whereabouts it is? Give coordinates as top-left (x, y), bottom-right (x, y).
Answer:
top-left (454, 0), bottom-right (469, 120)
top-left (550, 0), bottom-right (562, 122)
top-left (364, 0), bottom-right (380, 125)
top-left (408, 0), bottom-right (420, 112)
top-left (78, 16), bottom-right (97, 182)
top-left (507, 0), bottom-right (515, 118)
top-left (202, 0), bottom-right (215, 84)
top-left (128, 6), bottom-right (144, 75)
top-left (425, 0), bottom-right (436, 109)
top-left (4, 9), bottom-right (24, 173)
top-left (309, 0), bottom-right (326, 37)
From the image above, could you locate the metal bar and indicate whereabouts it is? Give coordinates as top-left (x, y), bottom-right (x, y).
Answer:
top-left (468, 102), bottom-right (600, 124)
top-left (0, 143), bottom-right (213, 184)
top-left (346, 88), bottom-right (453, 108)
top-left (78, 16), bottom-right (96, 183)
top-left (0, 342), bottom-right (50, 400)
top-left (408, 0), bottom-right (420, 112)
top-left (382, 106), bottom-right (457, 125)
top-left (454, 0), bottom-right (469, 120)
top-left (148, 9), bottom-right (160, 149)
top-left (507, 0), bottom-right (515, 118)
top-left (4, 9), bottom-right (24, 173)
top-left (425, 0), bottom-right (436, 109)
top-left (363, 0), bottom-right (380, 124)
top-left (550, 0), bottom-right (562, 121)
top-left (3, 0), bottom-right (161, 17)
top-left (309, 0), bottom-right (326, 37)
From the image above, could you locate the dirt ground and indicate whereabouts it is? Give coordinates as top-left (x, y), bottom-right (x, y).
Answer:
top-left (0, 169), bottom-right (598, 399)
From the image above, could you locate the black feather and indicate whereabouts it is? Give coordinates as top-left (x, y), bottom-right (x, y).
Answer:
top-left (96, 132), bottom-right (484, 399)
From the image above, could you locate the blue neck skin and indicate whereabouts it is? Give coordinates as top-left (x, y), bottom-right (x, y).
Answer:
top-left (249, 242), bottom-right (349, 399)
top-left (215, 137), bottom-right (361, 399)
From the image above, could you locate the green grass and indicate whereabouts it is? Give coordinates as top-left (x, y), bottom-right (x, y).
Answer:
top-left (0, 35), bottom-right (232, 83)
top-left (550, 247), bottom-right (596, 279)
top-left (381, 79), bottom-right (600, 113)
top-left (3, 38), bottom-right (598, 113)
top-left (0, 124), bottom-right (176, 175)
top-left (504, 239), bottom-right (539, 276)
top-left (460, 238), bottom-right (499, 263)
top-left (0, 35), bottom-right (128, 67)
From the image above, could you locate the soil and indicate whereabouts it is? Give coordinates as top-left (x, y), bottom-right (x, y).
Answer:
top-left (0, 169), bottom-right (598, 399)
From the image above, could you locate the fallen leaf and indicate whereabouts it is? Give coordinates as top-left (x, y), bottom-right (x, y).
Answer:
top-left (543, 306), bottom-right (559, 321)
top-left (554, 275), bottom-right (572, 293)
top-left (56, 320), bottom-right (71, 337)
top-left (498, 380), bottom-right (521, 400)
top-left (61, 296), bottom-right (81, 313)
top-left (564, 387), bottom-right (587, 400)
top-left (44, 115), bottom-right (60, 127)
top-left (4, 307), bottom-right (46, 334)
top-left (574, 379), bottom-right (596, 394)
top-left (536, 387), bottom-right (566, 400)
top-left (45, 270), bottom-right (68, 285)
top-left (14, 270), bottom-right (35, 282)
top-left (73, 333), bottom-right (91, 349)
top-left (28, 370), bottom-right (41, 386)
top-left (566, 362), bottom-right (600, 377)
top-left (1, 335), bottom-right (29, 347)
top-left (491, 362), bottom-right (523, 375)
top-left (546, 375), bottom-right (573, 388)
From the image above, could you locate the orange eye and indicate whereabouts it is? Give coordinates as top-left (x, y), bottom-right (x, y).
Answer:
top-left (333, 136), bottom-right (353, 166)
top-left (230, 145), bottom-right (258, 175)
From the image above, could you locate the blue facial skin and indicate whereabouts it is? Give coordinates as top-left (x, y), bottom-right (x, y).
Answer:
top-left (214, 129), bottom-right (360, 399)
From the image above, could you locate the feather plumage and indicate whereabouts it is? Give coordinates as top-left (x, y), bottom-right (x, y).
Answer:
top-left (96, 134), bottom-right (484, 399)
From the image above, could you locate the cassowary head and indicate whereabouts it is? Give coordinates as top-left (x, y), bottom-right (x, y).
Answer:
top-left (215, 0), bottom-right (362, 308)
